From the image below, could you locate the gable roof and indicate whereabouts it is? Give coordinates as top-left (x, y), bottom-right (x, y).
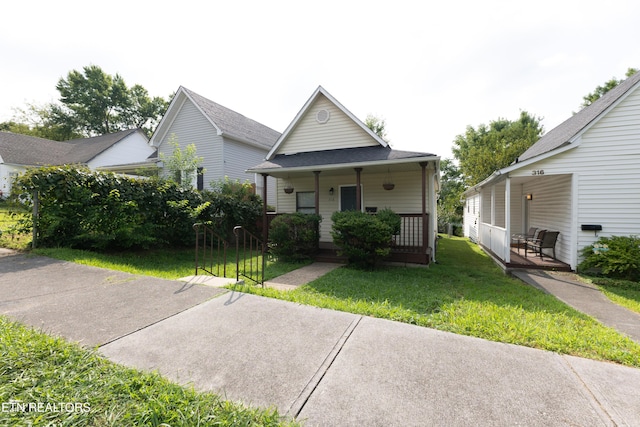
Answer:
top-left (266, 86), bottom-right (388, 160)
top-left (151, 86), bottom-right (280, 150)
top-left (0, 132), bottom-right (70, 165)
top-left (0, 129), bottom-right (147, 166)
top-left (518, 70), bottom-right (640, 162)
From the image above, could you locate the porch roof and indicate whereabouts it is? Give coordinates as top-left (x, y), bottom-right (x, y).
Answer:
top-left (247, 146), bottom-right (438, 176)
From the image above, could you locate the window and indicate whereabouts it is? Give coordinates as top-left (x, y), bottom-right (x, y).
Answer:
top-left (197, 167), bottom-right (204, 191)
top-left (296, 191), bottom-right (316, 214)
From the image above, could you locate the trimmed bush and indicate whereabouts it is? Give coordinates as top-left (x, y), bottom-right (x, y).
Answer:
top-left (269, 213), bottom-right (321, 261)
top-left (331, 210), bottom-right (398, 269)
top-left (579, 235), bottom-right (640, 281)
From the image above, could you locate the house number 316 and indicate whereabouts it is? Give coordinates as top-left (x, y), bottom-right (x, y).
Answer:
top-left (531, 170), bottom-right (545, 175)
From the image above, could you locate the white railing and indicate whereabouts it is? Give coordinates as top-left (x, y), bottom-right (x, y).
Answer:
top-left (479, 222), bottom-right (508, 261)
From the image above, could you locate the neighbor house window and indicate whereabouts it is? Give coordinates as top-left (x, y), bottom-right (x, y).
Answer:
top-left (296, 191), bottom-right (316, 214)
top-left (197, 167), bottom-right (204, 191)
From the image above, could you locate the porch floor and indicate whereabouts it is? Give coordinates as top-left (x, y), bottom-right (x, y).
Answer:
top-left (506, 246), bottom-right (572, 272)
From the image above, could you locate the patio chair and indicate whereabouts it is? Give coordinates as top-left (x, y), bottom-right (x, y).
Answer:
top-left (511, 227), bottom-right (537, 252)
top-left (527, 231), bottom-right (559, 260)
top-left (524, 229), bottom-right (545, 258)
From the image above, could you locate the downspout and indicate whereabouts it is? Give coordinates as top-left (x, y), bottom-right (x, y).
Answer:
top-left (354, 168), bottom-right (362, 211)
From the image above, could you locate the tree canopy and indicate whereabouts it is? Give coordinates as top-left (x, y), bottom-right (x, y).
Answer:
top-left (580, 67), bottom-right (638, 109)
top-left (2, 65), bottom-right (169, 140)
top-left (451, 110), bottom-right (544, 186)
top-left (364, 114), bottom-right (389, 142)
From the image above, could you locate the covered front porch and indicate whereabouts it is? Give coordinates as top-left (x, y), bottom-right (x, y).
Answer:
top-left (250, 147), bottom-right (440, 265)
top-left (470, 172), bottom-right (575, 271)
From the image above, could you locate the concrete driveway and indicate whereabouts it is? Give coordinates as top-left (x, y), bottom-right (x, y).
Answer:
top-left (2, 250), bottom-right (640, 426)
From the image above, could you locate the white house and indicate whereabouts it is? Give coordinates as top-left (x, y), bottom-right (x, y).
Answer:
top-left (463, 70), bottom-right (640, 271)
top-left (247, 86), bottom-right (441, 265)
top-left (0, 129), bottom-right (155, 197)
top-left (149, 87), bottom-right (280, 204)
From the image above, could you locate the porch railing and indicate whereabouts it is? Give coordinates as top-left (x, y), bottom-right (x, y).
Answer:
top-left (479, 222), bottom-right (509, 261)
top-left (233, 225), bottom-right (265, 286)
top-left (391, 213), bottom-right (429, 264)
top-left (193, 223), bottom-right (228, 277)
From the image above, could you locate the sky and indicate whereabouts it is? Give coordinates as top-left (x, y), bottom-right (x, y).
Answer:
top-left (2, 0), bottom-right (639, 160)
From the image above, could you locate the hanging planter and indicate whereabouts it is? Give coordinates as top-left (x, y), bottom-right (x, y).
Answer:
top-left (382, 168), bottom-right (395, 190)
top-left (283, 175), bottom-right (294, 194)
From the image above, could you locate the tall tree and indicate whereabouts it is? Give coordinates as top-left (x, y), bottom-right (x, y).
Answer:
top-left (452, 111), bottom-right (544, 186)
top-left (51, 65), bottom-right (169, 137)
top-left (437, 158), bottom-right (465, 232)
top-left (580, 67), bottom-right (638, 109)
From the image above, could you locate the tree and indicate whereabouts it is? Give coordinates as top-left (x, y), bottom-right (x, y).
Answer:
top-left (159, 134), bottom-right (204, 189)
top-left (51, 65), bottom-right (169, 137)
top-left (364, 114), bottom-right (389, 142)
top-left (452, 110), bottom-right (544, 186)
top-left (580, 67), bottom-right (638, 109)
top-left (437, 159), bottom-right (465, 234)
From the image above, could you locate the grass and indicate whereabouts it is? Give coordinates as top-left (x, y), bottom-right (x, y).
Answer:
top-left (7, 234), bottom-right (640, 368)
top-left (0, 202), bottom-right (31, 250)
top-left (233, 237), bottom-right (640, 367)
top-left (31, 246), bottom-right (309, 282)
top-left (587, 276), bottom-right (640, 315)
top-left (0, 316), bottom-right (299, 426)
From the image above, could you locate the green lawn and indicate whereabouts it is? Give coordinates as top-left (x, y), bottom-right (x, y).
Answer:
top-left (28, 235), bottom-right (640, 368)
top-left (0, 316), bottom-right (298, 427)
top-left (588, 276), bottom-right (640, 315)
top-left (234, 237), bottom-right (640, 367)
top-left (0, 202), bottom-right (30, 250)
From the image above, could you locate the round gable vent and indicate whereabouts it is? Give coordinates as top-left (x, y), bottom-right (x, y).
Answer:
top-left (316, 109), bottom-right (330, 124)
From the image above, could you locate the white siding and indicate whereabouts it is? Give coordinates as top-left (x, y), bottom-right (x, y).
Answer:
top-left (276, 95), bottom-right (378, 155)
top-left (0, 164), bottom-right (25, 197)
top-left (463, 193), bottom-right (480, 242)
top-left (275, 169), bottom-right (432, 242)
top-left (87, 132), bottom-right (155, 169)
top-left (522, 175), bottom-right (573, 263)
top-left (156, 99), bottom-right (224, 187)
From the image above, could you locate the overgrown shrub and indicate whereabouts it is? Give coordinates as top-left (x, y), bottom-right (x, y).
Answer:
top-left (269, 213), bottom-right (321, 261)
top-left (331, 210), bottom-right (399, 269)
top-left (200, 178), bottom-right (263, 242)
top-left (579, 235), bottom-right (640, 281)
top-left (12, 167), bottom-right (264, 250)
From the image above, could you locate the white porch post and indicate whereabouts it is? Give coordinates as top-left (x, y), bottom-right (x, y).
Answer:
top-left (505, 177), bottom-right (511, 263)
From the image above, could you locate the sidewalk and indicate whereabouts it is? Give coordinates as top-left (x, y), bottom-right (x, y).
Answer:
top-left (512, 269), bottom-right (640, 343)
top-left (2, 252), bottom-right (640, 425)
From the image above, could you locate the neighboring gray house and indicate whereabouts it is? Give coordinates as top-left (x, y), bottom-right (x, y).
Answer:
top-left (463, 70), bottom-right (640, 271)
top-left (149, 86), bottom-right (280, 204)
top-left (0, 129), bottom-right (154, 197)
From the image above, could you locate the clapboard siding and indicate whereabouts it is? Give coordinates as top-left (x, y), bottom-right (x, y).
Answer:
top-left (463, 194), bottom-right (480, 241)
top-left (277, 95), bottom-right (377, 155)
top-left (523, 175), bottom-right (572, 263)
top-left (275, 169), bottom-right (432, 242)
top-left (87, 132), bottom-right (154, 169)
top-left (156, 99), bottom-right (224, 186)
top-left (224, 138), bottom-right (276, 205)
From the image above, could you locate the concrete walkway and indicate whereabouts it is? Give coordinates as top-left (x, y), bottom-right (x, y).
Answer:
top-left (2, 251), bottom-right (640, 426)
top-left (512, 269), bottom-right (640, 343)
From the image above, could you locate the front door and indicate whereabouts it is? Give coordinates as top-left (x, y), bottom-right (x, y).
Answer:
top-left (340, 185), bottom-right (360, 211)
